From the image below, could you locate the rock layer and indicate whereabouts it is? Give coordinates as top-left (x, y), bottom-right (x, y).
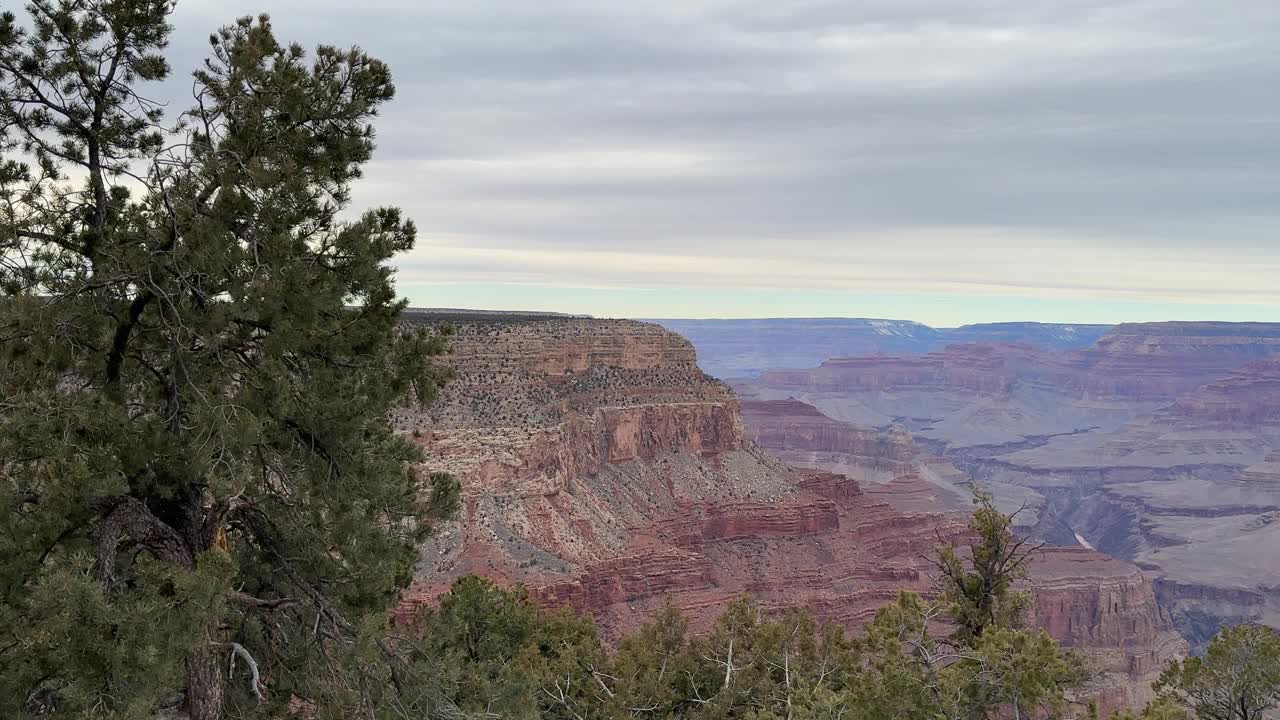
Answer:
top-left (1165, 357), bottom-right (1280, 426)
top-left (740, 399), bottom-right (917, 481)
top-left (1032, 549), bottom-right (1187, 713)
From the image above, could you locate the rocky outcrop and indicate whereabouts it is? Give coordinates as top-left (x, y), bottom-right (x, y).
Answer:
top-left (395, 315), bottom-right (956, 630)
top-left (397, 313), bottom-right (1183, 708)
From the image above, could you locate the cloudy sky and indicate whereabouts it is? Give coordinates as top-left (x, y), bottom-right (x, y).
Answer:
top-left (170, 0), bottom-right (1279, 325)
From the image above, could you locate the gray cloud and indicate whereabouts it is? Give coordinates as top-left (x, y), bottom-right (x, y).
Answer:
top-left (167, 0), bottom-right (1280, 306)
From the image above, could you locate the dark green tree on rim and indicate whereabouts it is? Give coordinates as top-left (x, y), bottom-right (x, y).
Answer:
top-left (0, 2), bottom-right (457, 717)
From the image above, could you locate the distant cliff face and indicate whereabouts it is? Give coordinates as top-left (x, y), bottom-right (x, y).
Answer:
top-left (758, 343), bottom-right (1032, 397)
top-left (395, 313), bottom-right (1183, 710)
top-left (649, 318), bottom-right (1111, 379)
top-left (739, 399), bottom-right (918, 481)
top-left (1069, 323), bottom-right (1280, 402)
top-left (733, 321), bottom-right (1280, 650)
top-left (756, 322), bottom-right (1280, 405)
top-left (1095, 322), bottom-right (1280, 353)
top-left (1164, 356), bottom-right (1280, 426)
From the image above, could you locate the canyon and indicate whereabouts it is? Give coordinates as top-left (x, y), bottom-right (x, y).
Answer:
top-left (727, 320), bottom-right (1280, 652)
top-left (396, 312), bottom-right (1185, 712)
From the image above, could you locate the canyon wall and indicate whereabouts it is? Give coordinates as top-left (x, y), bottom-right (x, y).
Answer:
top-left (1164, 356), bottom-right (1280, 426)
top-left (1066, 323), bottom-right (1280, 402)
top-left (396, 313), bottom-right (1183, 710)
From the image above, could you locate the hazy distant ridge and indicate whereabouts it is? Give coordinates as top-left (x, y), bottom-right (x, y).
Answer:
top-left (648, 318), bottom-right (1112, 378)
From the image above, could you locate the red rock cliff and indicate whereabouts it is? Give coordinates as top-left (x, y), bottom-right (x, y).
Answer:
top-left (1031, 549), bottom-right (1187, 713)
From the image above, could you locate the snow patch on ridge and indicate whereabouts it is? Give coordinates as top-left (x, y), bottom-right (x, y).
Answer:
top-left (869, 319), bottom-right (928, 338)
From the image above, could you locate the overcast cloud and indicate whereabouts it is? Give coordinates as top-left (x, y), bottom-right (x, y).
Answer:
top-left (168, 0), bottom-right (1280, 320)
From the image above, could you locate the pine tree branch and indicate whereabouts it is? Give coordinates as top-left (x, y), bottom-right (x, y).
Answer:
top-left (227, 591), bottom-right (300, 612)
top-left (93, 496), bottom-right (193, 588)
top-left (105, 290), bottom-right (155, 385)
top-left (14, 229), bottom-right (65, 244)
top-left (232, 504), bottom-right (354, 634)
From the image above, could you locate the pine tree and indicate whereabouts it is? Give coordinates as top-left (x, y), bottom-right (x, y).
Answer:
top-left (407, 576), bottom-right (609, 719)
top-left (1152, 624), bottom-right (1280, 720)
top-left (0, 3), bottom-right (456, 717)
top-left (609, 601), bottom-right (699, 718)
top-left (848, 493), bottom-right (1087, 720)
top-left (932, 491), bottom-right (1038, 644)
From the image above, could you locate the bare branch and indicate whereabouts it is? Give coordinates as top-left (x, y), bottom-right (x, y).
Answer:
top-left (219, 642), bottom-right (264, 702)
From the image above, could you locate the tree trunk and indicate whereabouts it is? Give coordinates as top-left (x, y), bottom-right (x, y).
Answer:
top-left (186, 637), bottom-right (225, 720)
top-left (177, 490), bottom-right (224, 720)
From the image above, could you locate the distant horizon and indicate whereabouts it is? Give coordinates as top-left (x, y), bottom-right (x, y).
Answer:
top-left (398, 283), bottom-right (1280, 328)
top-left (403, 305), bottom-right (1280, 330)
